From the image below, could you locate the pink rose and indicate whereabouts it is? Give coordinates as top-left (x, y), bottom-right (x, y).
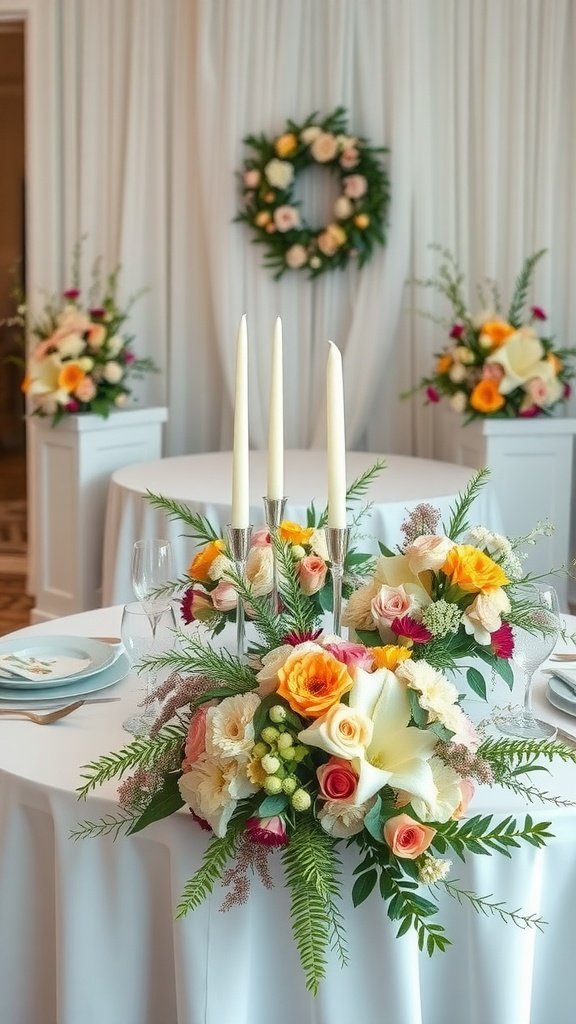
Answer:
top-left (340, 147), bottom-right (359, 169)
top-left (244, 168), bottom-right (261, 188)
top-left (211, 580), bottom-right (238, 612)
top-left (298, 555), bottom-right (328, 596)
top-left (383, 814), bottom-right (436, 859)
top-left (371, 585), bottom-right (414, 631)
top-left (251, 527), bottom-right (271, 547)
top-left (273, 204), bottom-right (301, 232)
top-left (74, 376), bottom-right (97, 402)
top-left (182, 706), bottom-right (209, 770)
top-left (452, 778), bottom-right (475, 819)
top-left (343, 174), bottom-right (368, 199)
top-left (525, 378), bottom-right (548, 405)
top-left (317, 758), bottom-right (358, 801)
top-left (405, 534), bottom-right (454, 574)
top-left (482, 362), bottom-right (504, 383)
top-left (310, 132), bottom-right (338, 163)
top-left (322, 641), bottom-right (374, 671)
top-left (86, 323), bottom-right (106, 349)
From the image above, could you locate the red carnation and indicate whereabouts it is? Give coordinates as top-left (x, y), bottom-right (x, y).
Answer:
top-left (246, 816), bottom-right (288, 847)
top-left (63, 287), bottom-right (80, 300)
top-left (519, 404), bottom-right (539, 418)
top-left (491, 622), bottom-right (514, 659)
top-left (90, 306), bottom-right (106, 318)
top-left (66, 399), bottom-right (80, 413)
top-left (530, 305), bottom-right (547, 321)
top-left (425, 386), bottom-right (440, 403)
top-left (391, 615), bottom-right (432, 644)
top-left (450, 323), bottom-right (465, 339)
top-left (282, 628), bottom-right (322, 646)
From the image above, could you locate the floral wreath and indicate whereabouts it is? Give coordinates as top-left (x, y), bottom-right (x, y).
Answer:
top-left (236, 107), bottom-right (390, 280)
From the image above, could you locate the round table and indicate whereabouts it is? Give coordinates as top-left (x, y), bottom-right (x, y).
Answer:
top-left (101, 451), bottom-right (501, 605)
top-left (0, 608), bottom-right (575, 1024)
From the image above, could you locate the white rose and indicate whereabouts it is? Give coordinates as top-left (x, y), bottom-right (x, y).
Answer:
top-left (404, 534), bottom-right (455, 574)
top-left (114, 393), bottom-right (128, 407)
top-left (107, 333), bottom-right (124, 357)
top-left (310, 132), bottom-right (338, 163)
top-left (309, 528), bottom-right (329, 561)
top-left (462, 589), bottom-right (511, 645)
top-left (208, 552), bottom-right (234, 581)
top-left (450, 391), bottom-right (467, 413)
top-left (285, 244), bottom-right (308, 269)
top-left (246, 544), bottom-right (274, 597)
top-left (448, 362), bottom-right (467, 384)
top-left (300, 125), bottom-right (321, 145)
top-left (57, 332), bottom-right (85, 359)
top-left (103, 361), bottom-right (124, 384)
top-left (298, 702), bottom-right (373, 760)
top-left (333, 195), bottom-right (353, 220)
top-left (78, 356), bottom-right (94, 372)
top-left (264, 158), bottom-right (294, 190)
top-left (255, 644), bottom-right (293, 696)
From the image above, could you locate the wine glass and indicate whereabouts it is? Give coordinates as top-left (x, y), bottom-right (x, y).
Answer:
top-left (131, 539), bottom-right (175, 638)
top-left (121, 601), bottom-right (177, 736)
top-left (494, 584), bottom-right (561, 740)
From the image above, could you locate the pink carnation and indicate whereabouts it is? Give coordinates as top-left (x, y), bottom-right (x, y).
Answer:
top-left (323, 641), bottom-right (374, 671)
top-left (390, 615), bottom-right (432, 644)
top-left (491, 622), bottom-right (514, 658)
top-left (425, 386), bottom-right (440, 403)
top-left (450, 323), bottom-right (465, 339)
top-left (530, 305), bottom-right (547, 321)
top-left (65, 399), bottom-right (80, 413)
top-left (518, 404), bottom-right (540, 418)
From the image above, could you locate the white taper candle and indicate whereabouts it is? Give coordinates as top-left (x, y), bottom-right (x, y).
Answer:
top-left (231, 314), bottom-right (250, 528)
top-left (326, 340), bottom-right (347, 528)
top-left (267, 317), bottom-right (284, 500)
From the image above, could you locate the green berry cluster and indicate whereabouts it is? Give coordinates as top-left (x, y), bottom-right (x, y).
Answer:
top-left (254, 704), bottom-right (311, 812)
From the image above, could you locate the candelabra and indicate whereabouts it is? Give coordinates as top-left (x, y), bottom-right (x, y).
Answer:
top-left (263, 496), bottom-right (287, 614)
top-left (326, 527), bottom-right (350, 637)
top-left (227, 525), bottom-right (252, 658)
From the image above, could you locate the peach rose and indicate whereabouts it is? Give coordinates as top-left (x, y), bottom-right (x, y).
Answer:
top-left (317, 758), bottom-right (358, 801)
top-left (298, 701), bottom-right (373, 759)
top-left (341, 580), bottom-right (380, 632)
top-left (404, 534), bottom-right (455, 575)
top-left (188, 539), bottom-right (226, 582)
top-left (298, 555), bottom-right (328, 596)
top-left (286, 244), bottom-right (308, 269)
top-left (383, 814), bottom-right (436, 859)
top-left (86, 323), bottom-right (106, 349)
top-left (310, 132), bottom-right (338, 162)
top-left (462, 588), bottom-right (511, 644)
top-left (273, 205), bottom-right (300, 232)
top-left (277, 649), bottom-right (353, 718)
top-left (182, 705), bottom-right (210, 770)
top-left (371, 585), bottom-right (415, 634)
top-left (211, 580), bottom-right (238, 612)
top-left (340, 147), bottom-right (359, 169)
top-left (343, 174), bottom-right (368, 199)
top-left (243, 168), bottom-right (261, 188)
top-left (251, 527), bottom-right (271, 547)
top-left (74, 376), bottom-right (97, 402)
top-left (442, 545), bottom-right (510, 593)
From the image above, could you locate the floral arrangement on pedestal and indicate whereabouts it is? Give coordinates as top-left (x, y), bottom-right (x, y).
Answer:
top-left (22, 243), bottom-right (157, 426)
top-left (407, 247), bottom-right (575, 419)
top-left (74, 469), bottom-right (575, 994)
top-left (236, 107), bottom-right (390, 279)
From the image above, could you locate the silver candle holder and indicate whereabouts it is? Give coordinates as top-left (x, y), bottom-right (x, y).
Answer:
top-left (227, 525), bottom-right (252, 658)
top-left (326, 526), bottom-right (350, 637)
top-left (263, 496), bottom-right (287, 614)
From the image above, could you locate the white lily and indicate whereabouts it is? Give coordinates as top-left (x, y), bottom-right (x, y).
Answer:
top-left (347, 666), bottom-right (438, 807)
top-left (486, 332), bottom-right (544, 393)
top-left (27, 352), bottom-right (69, 407)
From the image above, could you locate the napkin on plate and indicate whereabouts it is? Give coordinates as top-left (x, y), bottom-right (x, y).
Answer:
top-left (0, 652), bottom-right (92, 682)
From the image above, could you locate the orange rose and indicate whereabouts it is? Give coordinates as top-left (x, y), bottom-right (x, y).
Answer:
top-left (383, 814), bottom-right (436, 859)
top-left (469, 378), bottom-right (506, 413)
top-left (187, 539), bottom-right (226, 582)
top-left (279, 520), bottom-right (315, 546)
top-left (21, 374), bottom-right (30, 394)
top-left (371, 645), bottom-right (412, 671)
top-left (354, 213), bottom-right (370, 229)
top-left (277, 650), bottom-right (353, 718)
top-left (436, 353), bottom-right (452, 375)
top-left (58, 362), bottom-right (85, 393)
top-left (275, 132), bottom-right (298, 158)
top-left (548, 352), bottom-right (563, 374)
top-left (255, 210), bottom-right (271, 227)
top-left (479, 320), bottom-right (515, 350)
top-left (441, 544), bottom-right (509, 593)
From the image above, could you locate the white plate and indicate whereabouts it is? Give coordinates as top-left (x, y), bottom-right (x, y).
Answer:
top-left (546, 673), bottom-right (576, 718)
top-left (0, 636), bottom-right (119, 689)
top-left (0, 653), bottom-right (130, 702)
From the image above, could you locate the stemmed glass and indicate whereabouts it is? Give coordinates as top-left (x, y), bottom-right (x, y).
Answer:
top-left (131, 539), bottom-right (175, 639)
top-left (121, 601), bottom-right (177, 736)
top-left (494, 584), bottom-right (561, 740)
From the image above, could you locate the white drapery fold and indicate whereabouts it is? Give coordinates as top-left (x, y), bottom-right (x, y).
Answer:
top-left (13, 0), bottom-right (576, 457)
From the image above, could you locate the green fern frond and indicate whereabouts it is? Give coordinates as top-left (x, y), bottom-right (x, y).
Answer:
top-left (142, 629), bottom-right (257, 693)
top-left (76, 725), bottom-right (186, 800)
top-left (507, 249), bottom-right (547, 327)
top-left (440, 880), bottom-right (547, 930)
top-left (444, 468), bottom-right (491, 540)
top-left (70, 809), bottom-right (141, 841)
top-left (477, 736), bottom-right (576, 767)
top-left (145, 491), bottom-right (221, 543)
top-left (489, 773), bottom-right (576, 808)
top-left (275, 539), bottom-right (318, 636)
top-left (176, 824), bottom-right (243, 917)
top-left (282, 818), bottom-right (348, 994)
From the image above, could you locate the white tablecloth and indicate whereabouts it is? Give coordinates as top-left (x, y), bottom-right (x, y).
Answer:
top-left (102, 450), bottom-right (501, 606)
top-left (1, 608), bottom-right (575, 1024)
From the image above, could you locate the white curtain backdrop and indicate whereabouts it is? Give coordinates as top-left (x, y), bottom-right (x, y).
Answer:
top-left (7, 0), bottom-right (576, 457)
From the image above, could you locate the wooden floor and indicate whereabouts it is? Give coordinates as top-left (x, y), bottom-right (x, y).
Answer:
top-left (0, 448), bottom-right (32, 636)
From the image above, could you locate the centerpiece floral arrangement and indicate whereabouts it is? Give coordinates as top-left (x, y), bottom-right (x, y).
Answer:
top-left (236, 107), bottom-right (390, 280)
top-left (74, 469), bottom-right (575, 995)
top-left (22, 242), bottom-right (157, 426)
top-left (407, 246), bottom-right (575, 419)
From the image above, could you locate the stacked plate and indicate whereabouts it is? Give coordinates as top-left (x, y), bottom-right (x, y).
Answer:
top-left (0, 635), bottom-right (129, 702)
top-left (546, 666), bottom-right (576, 719)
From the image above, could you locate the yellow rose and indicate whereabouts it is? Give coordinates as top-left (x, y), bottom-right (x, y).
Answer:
top-left (441, 545), bottom-right (510, 593)
top-left (255, 210), bottom-right (271, 227)
top-left (371, 645), bottom-right (413, 671)
top-left (187, 539), bottom-right (226, 582)
top-left (436, 353), bottom-right (452, 375)
top-left (277, 650), bottom-right (353, 719)
top-left (354, 213), bottom-right (370, 229)
top-left (275, 132), bottom-right (298, 158)
top-left (279, 520), bottom-right (315, 546)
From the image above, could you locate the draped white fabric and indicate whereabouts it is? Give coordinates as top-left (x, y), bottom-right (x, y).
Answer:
top-left (5, 0), bottom-right (576, 456)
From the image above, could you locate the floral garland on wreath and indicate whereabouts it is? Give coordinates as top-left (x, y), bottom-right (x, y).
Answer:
top-left (236, 107), bottom-right (390, 280)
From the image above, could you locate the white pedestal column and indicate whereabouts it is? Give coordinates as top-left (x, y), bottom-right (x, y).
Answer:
top-left (433, 411), bottom-right (576, 609)
top-left (28, 407), bottom-right (168, 622)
